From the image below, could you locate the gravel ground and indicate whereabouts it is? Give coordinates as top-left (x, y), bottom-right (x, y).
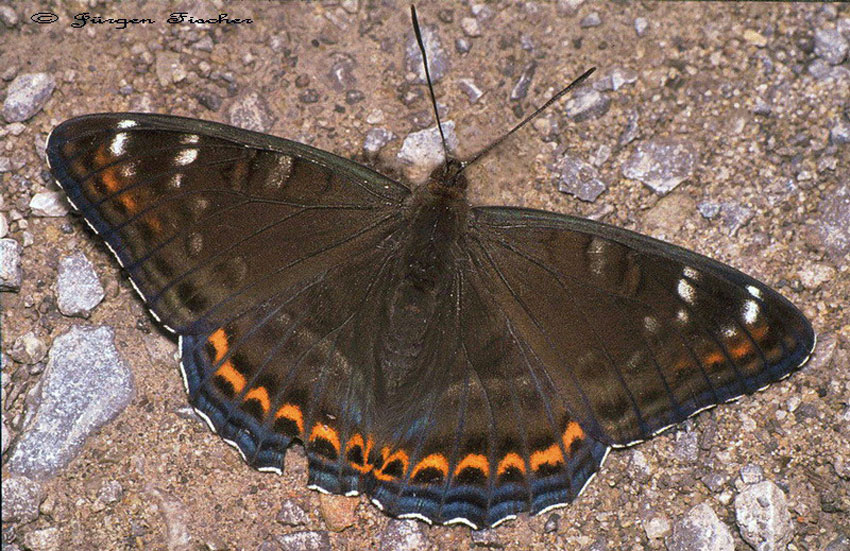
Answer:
top-left (1, 1), bottom-right (848, 550)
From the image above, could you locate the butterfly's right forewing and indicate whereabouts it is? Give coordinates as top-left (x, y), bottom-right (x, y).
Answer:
top-left (467, 206), bottom-right (814, 447)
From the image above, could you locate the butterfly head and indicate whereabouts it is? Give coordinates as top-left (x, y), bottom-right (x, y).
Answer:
top-left (427, 157), bottom-right (469, 198)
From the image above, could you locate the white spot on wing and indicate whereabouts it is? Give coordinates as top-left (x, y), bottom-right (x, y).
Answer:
top-left (742, 300), bottom-right (759, 325)
top-left (677, 278), bottom-right (696, 305)
top-left (175, 149), bottom-right (198, 166)
top-left (643, 315), bottom-right (660, 334)
top-left (676, 309), bottom-right (689, 324)
top-left (683, 266), bottom-right (700, 280)
top-left (119, 164), bottom-right (135, 180)
top-left (117, 120), bottom-right (137, 129)
top-left (721, 325), bottom-right (737, 339)
top-left (181, 134), bottom-right (200, 145)
top-left (746, 285), bottom-right (762, 299)
top-left (110, 132), bottom-right (128, 156)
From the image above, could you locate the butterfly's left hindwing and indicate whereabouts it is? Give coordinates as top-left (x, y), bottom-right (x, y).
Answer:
top-left (468, 206), bottom-right (815, 447)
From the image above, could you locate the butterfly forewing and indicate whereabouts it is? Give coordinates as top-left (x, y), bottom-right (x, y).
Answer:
top-left (47, 114), bottom-right (410, 333)
top-left (469, 206), bottom-right (815, 446)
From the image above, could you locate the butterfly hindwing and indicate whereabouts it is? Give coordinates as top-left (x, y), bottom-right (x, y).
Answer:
top-left (468, 206), bottom-right (815, 446)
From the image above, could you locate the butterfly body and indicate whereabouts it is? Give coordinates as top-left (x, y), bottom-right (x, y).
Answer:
top-left (47, 112), bottom-right (814, 529)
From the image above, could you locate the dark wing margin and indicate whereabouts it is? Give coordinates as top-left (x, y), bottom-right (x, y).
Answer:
top-left (46, 113), bottom-right (410, 333)
top-left (468, 206), bottom-right (815, 447)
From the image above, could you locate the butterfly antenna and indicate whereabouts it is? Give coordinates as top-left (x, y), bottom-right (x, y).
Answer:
top-left (410, 5), bottom-right (451, 166)
top-left (459, 66), bottom-right (596, 173)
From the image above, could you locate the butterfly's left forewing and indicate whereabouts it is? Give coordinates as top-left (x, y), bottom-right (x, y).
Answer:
top-left (47, 113), bottom-right (410, 333)
top-left (467, 206), bottom-right (814, 447)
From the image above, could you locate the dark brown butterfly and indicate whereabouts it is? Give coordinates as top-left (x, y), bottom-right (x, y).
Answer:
top-left (46, 15), bottom-right (814, 530)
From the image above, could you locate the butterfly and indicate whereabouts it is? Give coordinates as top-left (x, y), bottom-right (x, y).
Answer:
top-left (45, 15), bottom-right (814, 531)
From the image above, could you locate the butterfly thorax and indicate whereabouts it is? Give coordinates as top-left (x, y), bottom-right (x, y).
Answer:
top-left (380, 181), bottom-right (469, 398)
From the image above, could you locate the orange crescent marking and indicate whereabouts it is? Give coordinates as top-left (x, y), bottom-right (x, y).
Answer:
top-left (214, 361), bottom-right (245, 395)
top-left (243, 387), bottom-right (270, 414)
top-left (275, 403), bottom-right (304, 435)
top-left (497, 452), bottom-right (526, 476)
top-left (410, 453), bottom-right (449, 480)
top-left (530, 443), bottom-right (564, 471)
top-left (209, 329), bottom-right (244, 393)
top-left (454, 453), bottom-right (489, 477)
top-left (704, 351), bottom-right (725, 367)
top-left (562, 421), bottom-right (585, 452)
top-left (345, 433), bottom-right (374, 473)
top-left (373, 448), bottom-right (409, 482)
top-left (209, 328), bottom-right (229, 362)
top-left (309, 423), bottom-right (341, 453)
top-left (731, 343), bottom-right (752, 360)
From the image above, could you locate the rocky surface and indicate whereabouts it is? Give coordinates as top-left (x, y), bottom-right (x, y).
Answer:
top-left (0, 2), bottom-right (847, 550)
top-left (6, 326), bottom-right (134, 479)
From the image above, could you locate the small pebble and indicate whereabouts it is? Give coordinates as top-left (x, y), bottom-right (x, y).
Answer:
top-left (580, 12), bottom-right (602, 28)
top-left (363, 128), bottom-right (394, 156)
top-left (814, 28), bottom-right (849, 65)
top-left (56, 251), bottom-right (105, 318)
top-left (634, 17), bottom-right (648, 36)
top-left (0, 238), bottom-right (22, 291)
top-left (228, 92), bottom-right (276, 133)
top-left (29, 191), bottom-right (70, 217)
top-left (461, 17), bottom-right (482, 37)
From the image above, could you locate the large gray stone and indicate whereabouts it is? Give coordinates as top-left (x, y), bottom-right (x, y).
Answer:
top-left (7, 325), bottom-right (134, 479)
top-left (564, 87), bottom-right (611, 122)
top-left (2, 72), bottom-right (55, 123)
top-left (228, 92), bottom-right (276, 133)
top-left (275, 531), bottom-right (331, 551)
top-left (397, 121), bottom-right (458, 175)
top-left (814, 28), bottom-right (849, 65)
top-left (554, 154), bottom-right (607, 202)
top-left (734, 481), bottom-right (794, 551)
top-left (29, 191), bottom-right (70, 217)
